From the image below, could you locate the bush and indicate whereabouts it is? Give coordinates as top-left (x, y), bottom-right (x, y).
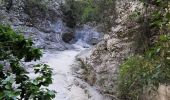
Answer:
top-left (61, 0), bottom-right (115, 27)
top-left (119, 1), bottom-right (170, 99)
top-left (26, 0), bottom-right (48, 10)
top-left (0, 25), bottom-right (55, 99)
top-left (61, 0), bottom-right (85, 28)
top-left (81, 4), bottom-right (100, 23)
top-left (24, 0), bottom-right (49, 19)
top-left (119, 35), bottom-right (170, 100)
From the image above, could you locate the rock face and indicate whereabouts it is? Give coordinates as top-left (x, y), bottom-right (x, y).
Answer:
top-left (0, 0), bottom-right (74, 50)
top-left (76, 0), bottom-right (144, 99)
top-left (76, 0), bottom-right (170, 99)
top-left (75, 25), bottom-right (103, 45)
top-left (1, 0), bottom-right (169, 99)
top-left (0, 0), bottom-right (103, 50)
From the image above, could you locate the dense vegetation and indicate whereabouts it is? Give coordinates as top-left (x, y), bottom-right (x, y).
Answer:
top-left (0, 25), bottom-right (55, 99)
top-left (1, 0), bottom-right (170, 99)
top-left (61, 0), bottom-right (115, 28)
top-left (119, 0), bottom-right (170, 99)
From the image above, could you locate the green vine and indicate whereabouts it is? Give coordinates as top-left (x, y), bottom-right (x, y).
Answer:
top-left (119, 1), bottom-right (170, 99)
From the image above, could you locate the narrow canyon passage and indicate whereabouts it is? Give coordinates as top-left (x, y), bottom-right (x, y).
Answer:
top-left (40, 45), bottom-right (110, 100)
top-left (1, 0), bottom-right (170, 99)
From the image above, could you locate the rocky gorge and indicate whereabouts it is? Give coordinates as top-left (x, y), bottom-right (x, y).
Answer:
top-left (0, 0), bottom-right (106, 99)
top-left (0, 0), bottom-right (170, 100)
top-left (76, 0), bottom-right (143, 97)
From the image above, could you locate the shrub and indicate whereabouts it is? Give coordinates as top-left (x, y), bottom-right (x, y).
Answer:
top-left (26, 0), bottom-right (48, 11)
top-left (119, 35), bottom-right (170, 100)
top-left (119, 1), bottom-right (170, 99)
top-left (24, 0), bottom-right (49, 19)
top-left (61, 0), bottom-right (115, 27)
top-left (61, 0), bottom-right (85, 28)
top-left (0, 25), bottom-right (55, 99)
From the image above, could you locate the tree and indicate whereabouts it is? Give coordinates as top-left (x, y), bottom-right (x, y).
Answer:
top-left (0, 25), bottom-right (55, 99)
top-left (61, 0), bottom-right (116, 29)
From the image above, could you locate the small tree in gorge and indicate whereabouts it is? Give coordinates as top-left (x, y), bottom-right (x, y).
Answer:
top-left (0, 25), bottom-right (55, 99)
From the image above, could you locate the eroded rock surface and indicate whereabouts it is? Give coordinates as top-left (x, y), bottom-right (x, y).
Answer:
top-left (76, 0), bottom-right (143, 99)
top-left (0, 0), bottom-right (73, 50)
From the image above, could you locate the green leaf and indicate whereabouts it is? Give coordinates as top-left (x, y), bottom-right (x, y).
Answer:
top-left (166, 12), bottom-right (170, 20)
top-left (159, 35), bottom-right (169, 41)
top-left (5, 85), bottom-right (11, 89)
top-left (0, 25), bottom-right (54, 99)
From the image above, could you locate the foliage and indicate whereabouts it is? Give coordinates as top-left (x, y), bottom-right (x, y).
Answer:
top-left (138, 0), bottom-right (170, 38)
top-left (0, 25), bottom-right (55, 99)
top-left (81, 4), bottom-right (100, 23)
top-left (26, 0), bottom-right (49, 11)
top-left (82, 0), bottom-right (115, 23)
top-left (61, 0), bottom-right (115, 27)
top-left (25, 0), bottom-right (52, 18)
top-left (129, 10), bottom-right (141, 20)
top-left (119, 34), bottom-right (170, 100)
top-left (60, 0), bottom-right (82, 28)
top-left (119, 0), bottom-right (170, 99)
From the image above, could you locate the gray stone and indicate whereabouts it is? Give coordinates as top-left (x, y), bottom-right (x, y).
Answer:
top-left (0, 0), bottom-right (74, 51)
